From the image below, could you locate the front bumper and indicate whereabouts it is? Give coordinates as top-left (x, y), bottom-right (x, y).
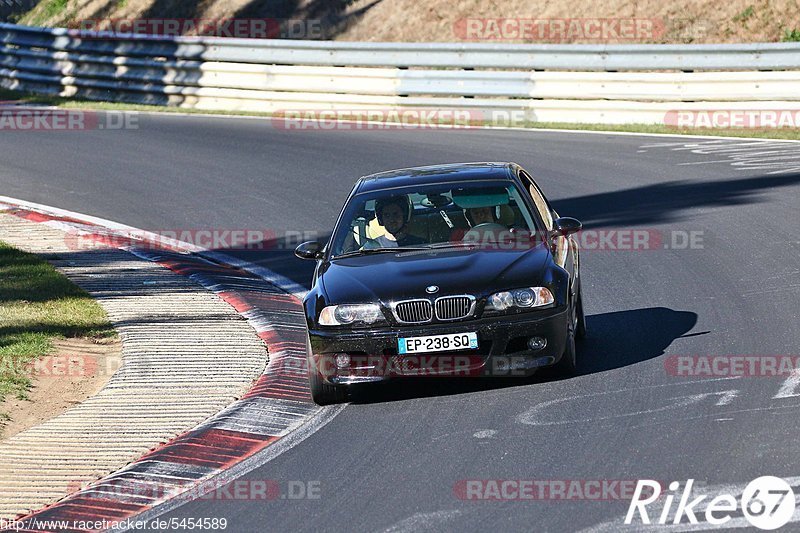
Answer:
top-left (308, 307), bottom-right (569, 384)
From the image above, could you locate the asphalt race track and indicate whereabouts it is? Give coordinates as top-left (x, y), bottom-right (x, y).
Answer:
top-left (2, 114), bottom-right (800, 531)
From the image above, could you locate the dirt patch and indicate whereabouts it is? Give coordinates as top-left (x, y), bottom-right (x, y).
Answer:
top-left (0, 337), bottom-right (122, 441)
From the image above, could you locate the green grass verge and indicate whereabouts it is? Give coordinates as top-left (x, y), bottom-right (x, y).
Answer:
top-left (0, 240), bottom-right (115, 411)
top-left (2, 87), bottom-right (800, 141)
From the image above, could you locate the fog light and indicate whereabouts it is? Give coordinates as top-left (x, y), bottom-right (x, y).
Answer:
top-left (335, 354), bottom-right (351, 369)
top-left (527, 337), bottom-right (547, 351)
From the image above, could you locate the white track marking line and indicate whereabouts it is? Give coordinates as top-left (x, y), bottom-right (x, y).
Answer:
top-left (639, 139), bottom-right (800, 174)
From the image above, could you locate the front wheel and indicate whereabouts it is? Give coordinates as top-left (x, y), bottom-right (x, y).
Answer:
top-left (553, 301), bottom-right (578, 376)
top-left (307, 337), bottom-right (348, 405)
top-left (554, 328), bottom-right (577, 376)
top-left (575, 289), bottom-right (587, 340)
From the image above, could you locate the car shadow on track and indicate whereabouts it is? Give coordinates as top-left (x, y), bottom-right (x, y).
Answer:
top-left (576, 306), bottom-right (698, 375)
top-left (347, 306), bottom-right (698, 404)
top-left (550, 172), bottom-right (800, 228)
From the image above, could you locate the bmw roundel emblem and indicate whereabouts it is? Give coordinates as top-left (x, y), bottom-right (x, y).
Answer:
top-left (426, 285), bottom-right (439, 294)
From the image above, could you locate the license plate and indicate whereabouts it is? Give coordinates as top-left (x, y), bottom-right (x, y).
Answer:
top-left (398, 332), bottom-right (478, 354)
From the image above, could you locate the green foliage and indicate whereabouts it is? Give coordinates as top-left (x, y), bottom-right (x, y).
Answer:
top-left (782, 28), bottom-right (800, 41)
top-left (733, 6), bottom-right (755, 23)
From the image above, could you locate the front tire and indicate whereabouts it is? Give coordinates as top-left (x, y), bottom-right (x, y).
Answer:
top-left (555, 328), bottom-right (577, 376)
top-left (575, 289), bottom-right (587, 340)
top-left (554, 300), bottom-right (578, 376)
top-left (307, 337), bottom-right (348, 405)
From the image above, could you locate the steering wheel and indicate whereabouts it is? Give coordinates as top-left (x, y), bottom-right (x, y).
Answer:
top-left (463, 223), bottom-right (509, 243)
top-left (360, 238), bottom-right (383, 250)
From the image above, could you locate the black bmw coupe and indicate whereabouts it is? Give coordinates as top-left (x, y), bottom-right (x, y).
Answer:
top-left (295, 162), bottom-right (586, 405)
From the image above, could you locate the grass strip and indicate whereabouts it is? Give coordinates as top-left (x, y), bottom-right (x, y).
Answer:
top-left (0, 240), bottom-right (115, 413)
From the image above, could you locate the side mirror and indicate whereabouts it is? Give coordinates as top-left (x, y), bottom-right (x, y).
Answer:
top-left (295, 241), bottom-right (324, 260)
top-left (552, 217), bottom-right (582, 237)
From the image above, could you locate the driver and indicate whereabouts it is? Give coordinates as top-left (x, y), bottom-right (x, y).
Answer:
top-left (372, 195), bottom-right (426, 247)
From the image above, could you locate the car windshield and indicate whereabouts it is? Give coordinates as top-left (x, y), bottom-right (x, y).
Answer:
top-left (330, 181), bottom-right (541, 258)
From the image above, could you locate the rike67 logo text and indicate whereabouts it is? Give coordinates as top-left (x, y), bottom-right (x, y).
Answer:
top-left (626, 477), bottom-right (796, 530)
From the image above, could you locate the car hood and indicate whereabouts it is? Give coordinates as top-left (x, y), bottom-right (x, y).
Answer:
top-left (319, 244), bottom-right (552, 304)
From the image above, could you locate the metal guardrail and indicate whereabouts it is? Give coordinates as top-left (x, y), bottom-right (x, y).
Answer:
top-left (3, 23), bottom-right (800, 70)
top-left (2, 22), bottom-right (800, 124)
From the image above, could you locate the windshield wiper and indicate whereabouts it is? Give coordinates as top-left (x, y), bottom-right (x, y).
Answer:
top-left (423, 242), bottom-right (479, 250)
top-left (333, 247), bottom-right (429, 259)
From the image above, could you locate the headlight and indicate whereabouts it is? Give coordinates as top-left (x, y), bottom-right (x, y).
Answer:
top-left (319, 304), bottom-right (383, 326)
top-left (485, 287), bottom-right (554, 312)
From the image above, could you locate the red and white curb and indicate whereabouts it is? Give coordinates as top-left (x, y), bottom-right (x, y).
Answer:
top-left (0, 197), bottom-right (342, 532)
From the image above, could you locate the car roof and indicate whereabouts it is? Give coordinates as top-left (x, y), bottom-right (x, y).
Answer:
top-left (355, 162), bottom-right (517, 194)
